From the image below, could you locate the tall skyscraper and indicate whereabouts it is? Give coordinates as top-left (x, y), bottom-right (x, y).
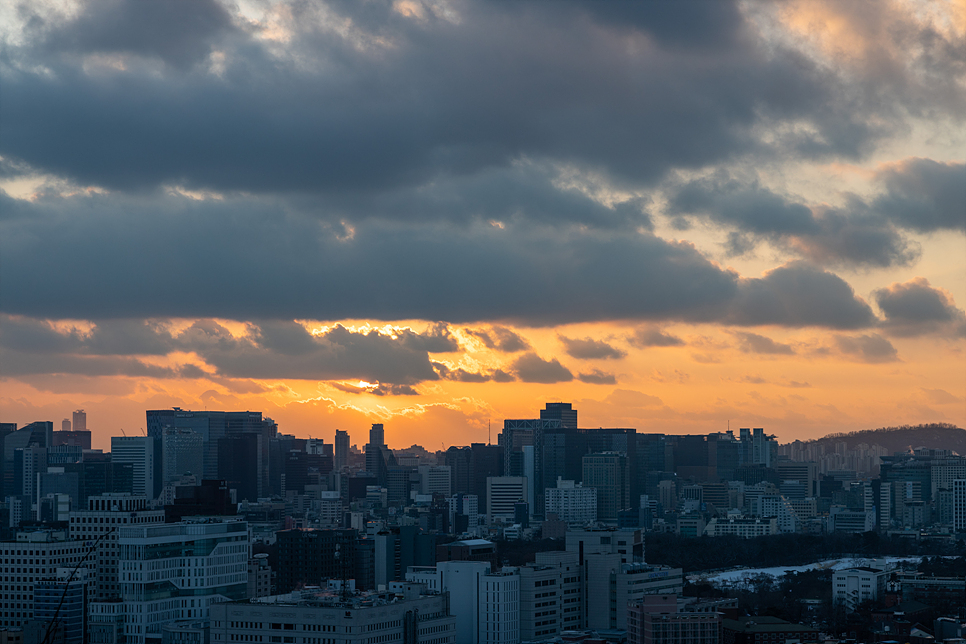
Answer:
top-left (540, 402), bottom-right (577, 428)
top-left (954, 479), bottom-right (966, 533)
top-left (582, 452), bottom-right (630, 521)
top-left (161, 428), bottom-right (204, 484)
top-left (72, 410), bottom-right (86, 433)
top-left (146, 409), bottom-right (277, 499)
top-left (61, 418), bottom-right (71, 431)
top-left (369, 423), bottom-right (385, 447)
top-left (365, 424), bottom-right (396, 486)
top-left (111, 436), bottom-right (159, 499)
top-left (334, 429), bottom-right (350, 471)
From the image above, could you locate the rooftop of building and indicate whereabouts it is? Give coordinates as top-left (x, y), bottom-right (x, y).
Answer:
top-left (241, 583), bottom-right (435, 610)
top-left (451, 538), bottom-right (493, 546)
top-left (723, 616), bottom-right (818, 634)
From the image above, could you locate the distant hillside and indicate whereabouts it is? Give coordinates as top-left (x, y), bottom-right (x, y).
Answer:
top-left (789, 423), bottom-right (966, 456)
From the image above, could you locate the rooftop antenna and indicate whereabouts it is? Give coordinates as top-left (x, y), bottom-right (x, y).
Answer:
top-left (120, 428), bottom-right (127, 437)
top-left (488, 420), bottom-right (491, 445)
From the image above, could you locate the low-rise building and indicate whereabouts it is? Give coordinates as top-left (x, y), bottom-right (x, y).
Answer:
top-left (248, 553), bottom-right (273, 598)
top-left (704, 516), bottom-right (778, 538)
top-left (722, 616), bottom-right (818, 644)
top-left (628, 594), bottom-right (722, 644)
top-left (896, 571), bottom-right (966, 606)
top-left (210, 583), bottom-right (457, 644)
top-left (828, 506), bottom-right (875, 533)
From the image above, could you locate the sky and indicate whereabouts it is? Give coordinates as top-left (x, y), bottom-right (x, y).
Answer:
top-left (1, 0), bottom-right (964, 452)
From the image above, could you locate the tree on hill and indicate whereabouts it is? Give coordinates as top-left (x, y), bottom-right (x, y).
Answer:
top-left (785, 423), bottom-right (965, 455)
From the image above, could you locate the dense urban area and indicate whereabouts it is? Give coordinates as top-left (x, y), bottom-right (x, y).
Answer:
top-left (1, 403), bottom-right (964, 644)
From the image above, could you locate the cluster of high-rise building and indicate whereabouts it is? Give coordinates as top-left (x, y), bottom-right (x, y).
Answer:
top-left (0, 402), bottom-right (963, 643)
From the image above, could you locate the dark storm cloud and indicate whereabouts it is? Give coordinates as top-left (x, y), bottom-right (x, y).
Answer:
top-left (566, 0), bottom-right (746, 50)
top-left (669, 176), bottom-right (819, 236)
top-left (577, 369), bottom-right (617, 385)
top-left (667, 176), bottom-right (919, 267)
top-left (0, 347), bottom-right (182, 379)
top-left (628, 327), bottom-right (685, 348)
top-left (305, 162), bottom-right (648, 229)
top-left (26, 0), bottom-right (237, 70)
top-left (726, 263), bottom-right (876, 329)
top-left (558, 336), bottom-right (626, 360)
top-left (0, 314), bottom-right (458, 385)
top-left (874, 278), bottom-right (966, 337)
top-left (184, 323), bottom-right (442, 384)
top-left (0, 192), bottom-right (739, 325)
top-left (1, 0), bottom-right (922, 199)
top-left (732, 332), bottom-right (795, 355)
top-left (327, 381), bottom-right (420, 396)
top-left (872, 159), bottom-right (966, 232)
top-left (85, 320), bottom-right (179, 355)
top-left (833, 334), bottom-right (899, 363)
top-left (0, 192), bottom-right (889, 330)
top-left (465, 327), bottom-right (531, 353)
top-left (511, 353), bottom-right (574, 384)
top-left (433, 362), bottom-right (514, 384)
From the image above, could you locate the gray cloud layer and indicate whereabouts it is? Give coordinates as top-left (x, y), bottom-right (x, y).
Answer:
top-left (874, 278), bottom-right (966, 337)
top-left (0, 315), bottom-right (459, 385)
top-left (0, 191), bottom-right (881, 329)
top-left (667, 159), bottom-right (963, 267)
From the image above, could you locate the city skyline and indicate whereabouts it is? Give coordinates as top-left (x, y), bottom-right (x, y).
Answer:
top-left (1, 1), bottom-right (964, 448)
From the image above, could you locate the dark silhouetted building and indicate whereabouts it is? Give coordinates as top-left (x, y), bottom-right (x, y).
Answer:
top-left (218, 434), bottom-right (260, 501)
top-left (334, 429), bottom-right (350, 471)
top-left (147, 408), bottom-right (277, 499)
top-left (53, 430), bottom-right (91, 450)
top-left (165, 479), bottom-right (236, 521)
top-left (541, 402), bottom-right (577, 429)
top-left (276, 528), bottom-right (358, 593)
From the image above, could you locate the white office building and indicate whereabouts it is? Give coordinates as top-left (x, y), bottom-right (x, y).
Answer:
top-left (749, 494), bottom-right (797, 533)
top-left (111, 436), bottom-right (158, 500)
top-left (829, 506), bottom-right (876, 533)
top-left (518, 550), bottom-right (583, 640)
top-left (89, 518), bottom-right (249, 643)
top-left (486, 477), bottom-right (528, 525)
top-left (545, 478), bottom-right (597, 524)
top-left (419, 465), bottom-right (453, 496)
top-left (833, 563), bottom-right (892, 612)
top-left (407, 561), bottom-right (519, 644)
top-left (448, 493), bottom-right (480, 534)
top-left (704, 516), bottom-right (778, 538)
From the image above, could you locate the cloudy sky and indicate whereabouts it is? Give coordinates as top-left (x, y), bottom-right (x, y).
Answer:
top-left (1, 0), bottom-right (964, 450)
